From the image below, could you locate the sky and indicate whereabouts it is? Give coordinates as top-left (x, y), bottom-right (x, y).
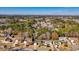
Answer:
top-left (0, 7), bottom-right (79, 15)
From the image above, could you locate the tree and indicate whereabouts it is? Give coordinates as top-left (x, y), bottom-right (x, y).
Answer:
top-left (51, 31), bottom-right (58, 40)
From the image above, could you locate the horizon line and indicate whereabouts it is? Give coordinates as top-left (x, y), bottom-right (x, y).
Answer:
top-left (0, 14), bottom-right (79, 16)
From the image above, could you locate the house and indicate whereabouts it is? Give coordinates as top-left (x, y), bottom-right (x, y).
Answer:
top-left (59, 37), bottom-right (67, 41)
top-left (0, 19), bottom-right (7, 23)
top-left (67, 32), bottom-right (79, 37)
